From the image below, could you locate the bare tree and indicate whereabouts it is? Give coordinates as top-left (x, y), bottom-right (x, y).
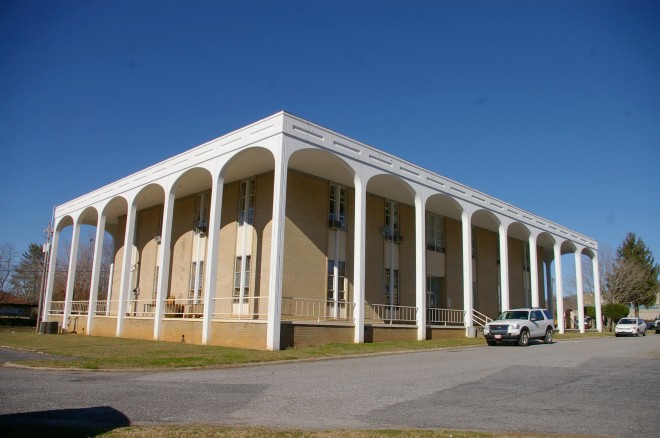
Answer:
top-left (0, 243), bottom-right (17, 294)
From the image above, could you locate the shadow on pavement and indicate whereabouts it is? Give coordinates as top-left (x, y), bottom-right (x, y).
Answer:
top-left (0, 406), bottom-right (130, 437)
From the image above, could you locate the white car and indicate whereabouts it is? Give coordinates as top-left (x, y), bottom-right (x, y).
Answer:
top-left (614, 317), bottom-right (647, 337)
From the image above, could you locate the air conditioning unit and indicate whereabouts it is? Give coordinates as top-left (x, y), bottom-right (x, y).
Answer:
top-left (154, 236), bottom-right (161, 244)
top-left (395, 235), bottom-right (405, 244)
top-left (382, 227), bottom-right (393, 240)
top-left (194, 220), bottom-right (208, 235)
top-left (329, 220), bottom-right (343, 229)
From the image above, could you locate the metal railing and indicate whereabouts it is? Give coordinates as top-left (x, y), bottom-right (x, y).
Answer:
top-left (427, 307), bottom-right (465, 326)
top-left (281, 297), bottom-right (354, 322)
top-left (163, 298), bottom-right (204, 318)
top-left (69, 301), bottom-right (89, 315)
top-left (48, 301), bottom-right (65, 315)
top-left (212, 296), bottom-right (268, 320)
top-left (123, 299), bottom-right (158, 318)
top-left (366, 304), bottom-right (417, 324)
top-left (472, 308), bottom-right (493, 327)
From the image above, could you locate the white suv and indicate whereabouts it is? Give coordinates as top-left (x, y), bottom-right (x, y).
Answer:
top-left (483, 308), bottom-right (555, 346)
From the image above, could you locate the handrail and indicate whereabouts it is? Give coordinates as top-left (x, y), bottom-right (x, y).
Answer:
top-left (366, 304), bottom-right (417, 324)
top-left (281, 296), bottom-right (354, 322)
top-left (427, 307), bottom-right (465, 326)
top-left (472, 309), bottom-right (493, 327)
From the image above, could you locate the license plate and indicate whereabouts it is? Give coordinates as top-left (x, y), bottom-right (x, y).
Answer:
top-left (495, 335), bottom-right (502, 340)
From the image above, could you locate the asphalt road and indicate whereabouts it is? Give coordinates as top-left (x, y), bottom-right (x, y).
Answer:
top-left (1, 335), bottom-right (659, 436)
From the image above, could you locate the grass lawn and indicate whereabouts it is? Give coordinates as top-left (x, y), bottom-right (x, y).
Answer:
top-left (0, 326), bottom-right (610, 370)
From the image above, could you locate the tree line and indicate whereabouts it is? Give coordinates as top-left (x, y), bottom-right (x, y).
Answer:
top-left (0, 234), bottom-right (114, 305)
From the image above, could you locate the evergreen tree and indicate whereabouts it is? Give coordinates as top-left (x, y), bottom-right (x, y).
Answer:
top-left (10, 243), bottom-right (45, 303)
top-left (616, 233), bottom-right (660, 315)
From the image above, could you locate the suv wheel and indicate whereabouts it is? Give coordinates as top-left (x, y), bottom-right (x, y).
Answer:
top-left (518, 330), bottom-right (529, 347)
top-left (543, 329), bottom-right (553, 344)
top-left (487, 340), bottom-right (495, 346)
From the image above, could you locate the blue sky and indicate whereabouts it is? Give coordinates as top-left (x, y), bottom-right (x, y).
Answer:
top-left (1, 0), bottom-right (659, 272)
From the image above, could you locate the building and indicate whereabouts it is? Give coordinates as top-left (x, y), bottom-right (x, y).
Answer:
top-left (43, 112), bottom-right (602, 350)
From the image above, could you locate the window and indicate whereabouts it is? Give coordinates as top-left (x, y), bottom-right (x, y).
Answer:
top-left (384, 200), bottom-right (400, 236)
top-left (233, 255), bottom-right (251, 297)
top-left (384, 268), bottom-right (400, 305)
top-left (327, 260), bottom-right (346, 302)
top-left (471, 226), bottom-right (477, 259)
top-left (238, 179), bottom-right (256, 225)
top-left (328, 184), bottom-right (347, 230)
top-left (426, 276), bottom-right (441, 308)
top-left (189, 261), bottom-right (204, 299)
top-left (193, 191), bottom-right (209, 234)
top-left (425, 212), bottom-right (445, 252)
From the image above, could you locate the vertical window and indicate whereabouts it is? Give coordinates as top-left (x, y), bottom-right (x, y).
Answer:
top-left (426, 276), bottom-right (441, 308)
top-left (327, 260), bottom-right (347, 302)
top-left (189, 261), bottom-right (204, 298)
top-left (233, 255), bottom-right (251, 297)
top-left (385, 200), bottom-right (400, 235)
top-left (193, 191), bottom-right (209, 234)
top-left (238, 179), bottom-right (256, 225)
top-left (385, 268), bottom-right (400, 305)
top-left (471, 226), bottom-right (477, 259)
top-left (425, 212), bottom-right (445, 252)
top-left (473, 280), bottom-right (478, 308)
top-left (328, 184), bottom-right (347, 230)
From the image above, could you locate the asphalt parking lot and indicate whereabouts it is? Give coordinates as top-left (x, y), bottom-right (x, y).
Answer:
top-left (1, 335), bottom-right (659, 436)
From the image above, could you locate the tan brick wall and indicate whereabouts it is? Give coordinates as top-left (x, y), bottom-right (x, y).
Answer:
top-left (255, 172), bottom-right (273, 302)
top-left (476, 227), bottom-right (499, 318)
top-left (280, 322), bottom-right (354, 349)
top-left (398, 203), bottom-right (416, 307)
top-left (217, 181), bottom-right (239, 300)
top-left (537, 249), bottom-right (546, 308)
top-left (134, 205), bottom-right (162, 304)
top-left (282, 171), bottom-right (328, 300)
top-left (365, 194), bottom-right (385, 305)
top-left (508, 237), bottom-right (524, 308)
top-left (169, 196), bottom-right (196, 300)
top-left (445, 218), bottom-right (463, 309)
top-left (209, 321), bottom-right (267, 350)
top-left (122, 318), bottom-right (155, 340)
top-left (90, 316), bottom-right (117, 337)
top-left (161, 319), bottom-right (203, 344)
top-left (427, 327), bottom-right (465, 339)
top-left (369, 325), bottom-right (417, 342)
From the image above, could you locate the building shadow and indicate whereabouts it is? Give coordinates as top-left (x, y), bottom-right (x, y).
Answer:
top-left (0, 406), bottom-right (130, 438)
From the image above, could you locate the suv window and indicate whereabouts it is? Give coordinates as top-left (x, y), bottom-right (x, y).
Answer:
top-left (543, 310), bottom-right (553, 320)
top-left (531, 310), bottom-right (544, 321)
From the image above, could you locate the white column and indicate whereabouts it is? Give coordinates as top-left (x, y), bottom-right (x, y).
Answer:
top-left (529, 234), bottom-right (539, 308)
top-left (116, 202), bottom-right (137, 337)
top-left (153, 191), bottom-right (175, 340)
top-left (353, 175), bottom-right (366, 344)
top-left (498, 222), bottom-right (509, 312)
top-left (461, 209), bottom-right (473, 333)
top-left (266, 143), bottom-right (288, 351)
top-left (86, 213), bottom-right (106, 335)
top-left (202, 175), bottom-right (224, 344)
top-left (592, 252), bottom-right (603, 332)
top-left (575, 250), bottom-right (585, 333)
top-left (554, 242), bottom-right (565, 334)
top-left (62, 220), bottom-right (81, 332)
top-left (414, 192), bottom-right (426, 340)
top-left (42, 226), bottom-right (61, 323)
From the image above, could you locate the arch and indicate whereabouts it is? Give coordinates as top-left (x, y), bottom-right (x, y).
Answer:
top-left (365, 173), bottom-right (415, 205)
top-left (471, 209), bottom-right (500, 232)
top-left (426, 193), bottom-right (463, 221)
top-left (220, 146), bottom-right (275, 183)
top-left (172, 167), bottom-right (213, 198)
top-left (288, 148), bottom-right (355, 188)
top-left (507, 221), bottom-right (531, 240)
top-left (134, 183), bottom-right (166, 210)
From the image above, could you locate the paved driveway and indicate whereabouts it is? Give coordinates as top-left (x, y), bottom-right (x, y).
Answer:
top-left (1, 335), bottom-right (659, 436)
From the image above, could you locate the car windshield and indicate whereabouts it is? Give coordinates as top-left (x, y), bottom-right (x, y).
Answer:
top-left (497, 311), bottom-right (529, 320)
top-left (618, 318), bottom-right (635, 324)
